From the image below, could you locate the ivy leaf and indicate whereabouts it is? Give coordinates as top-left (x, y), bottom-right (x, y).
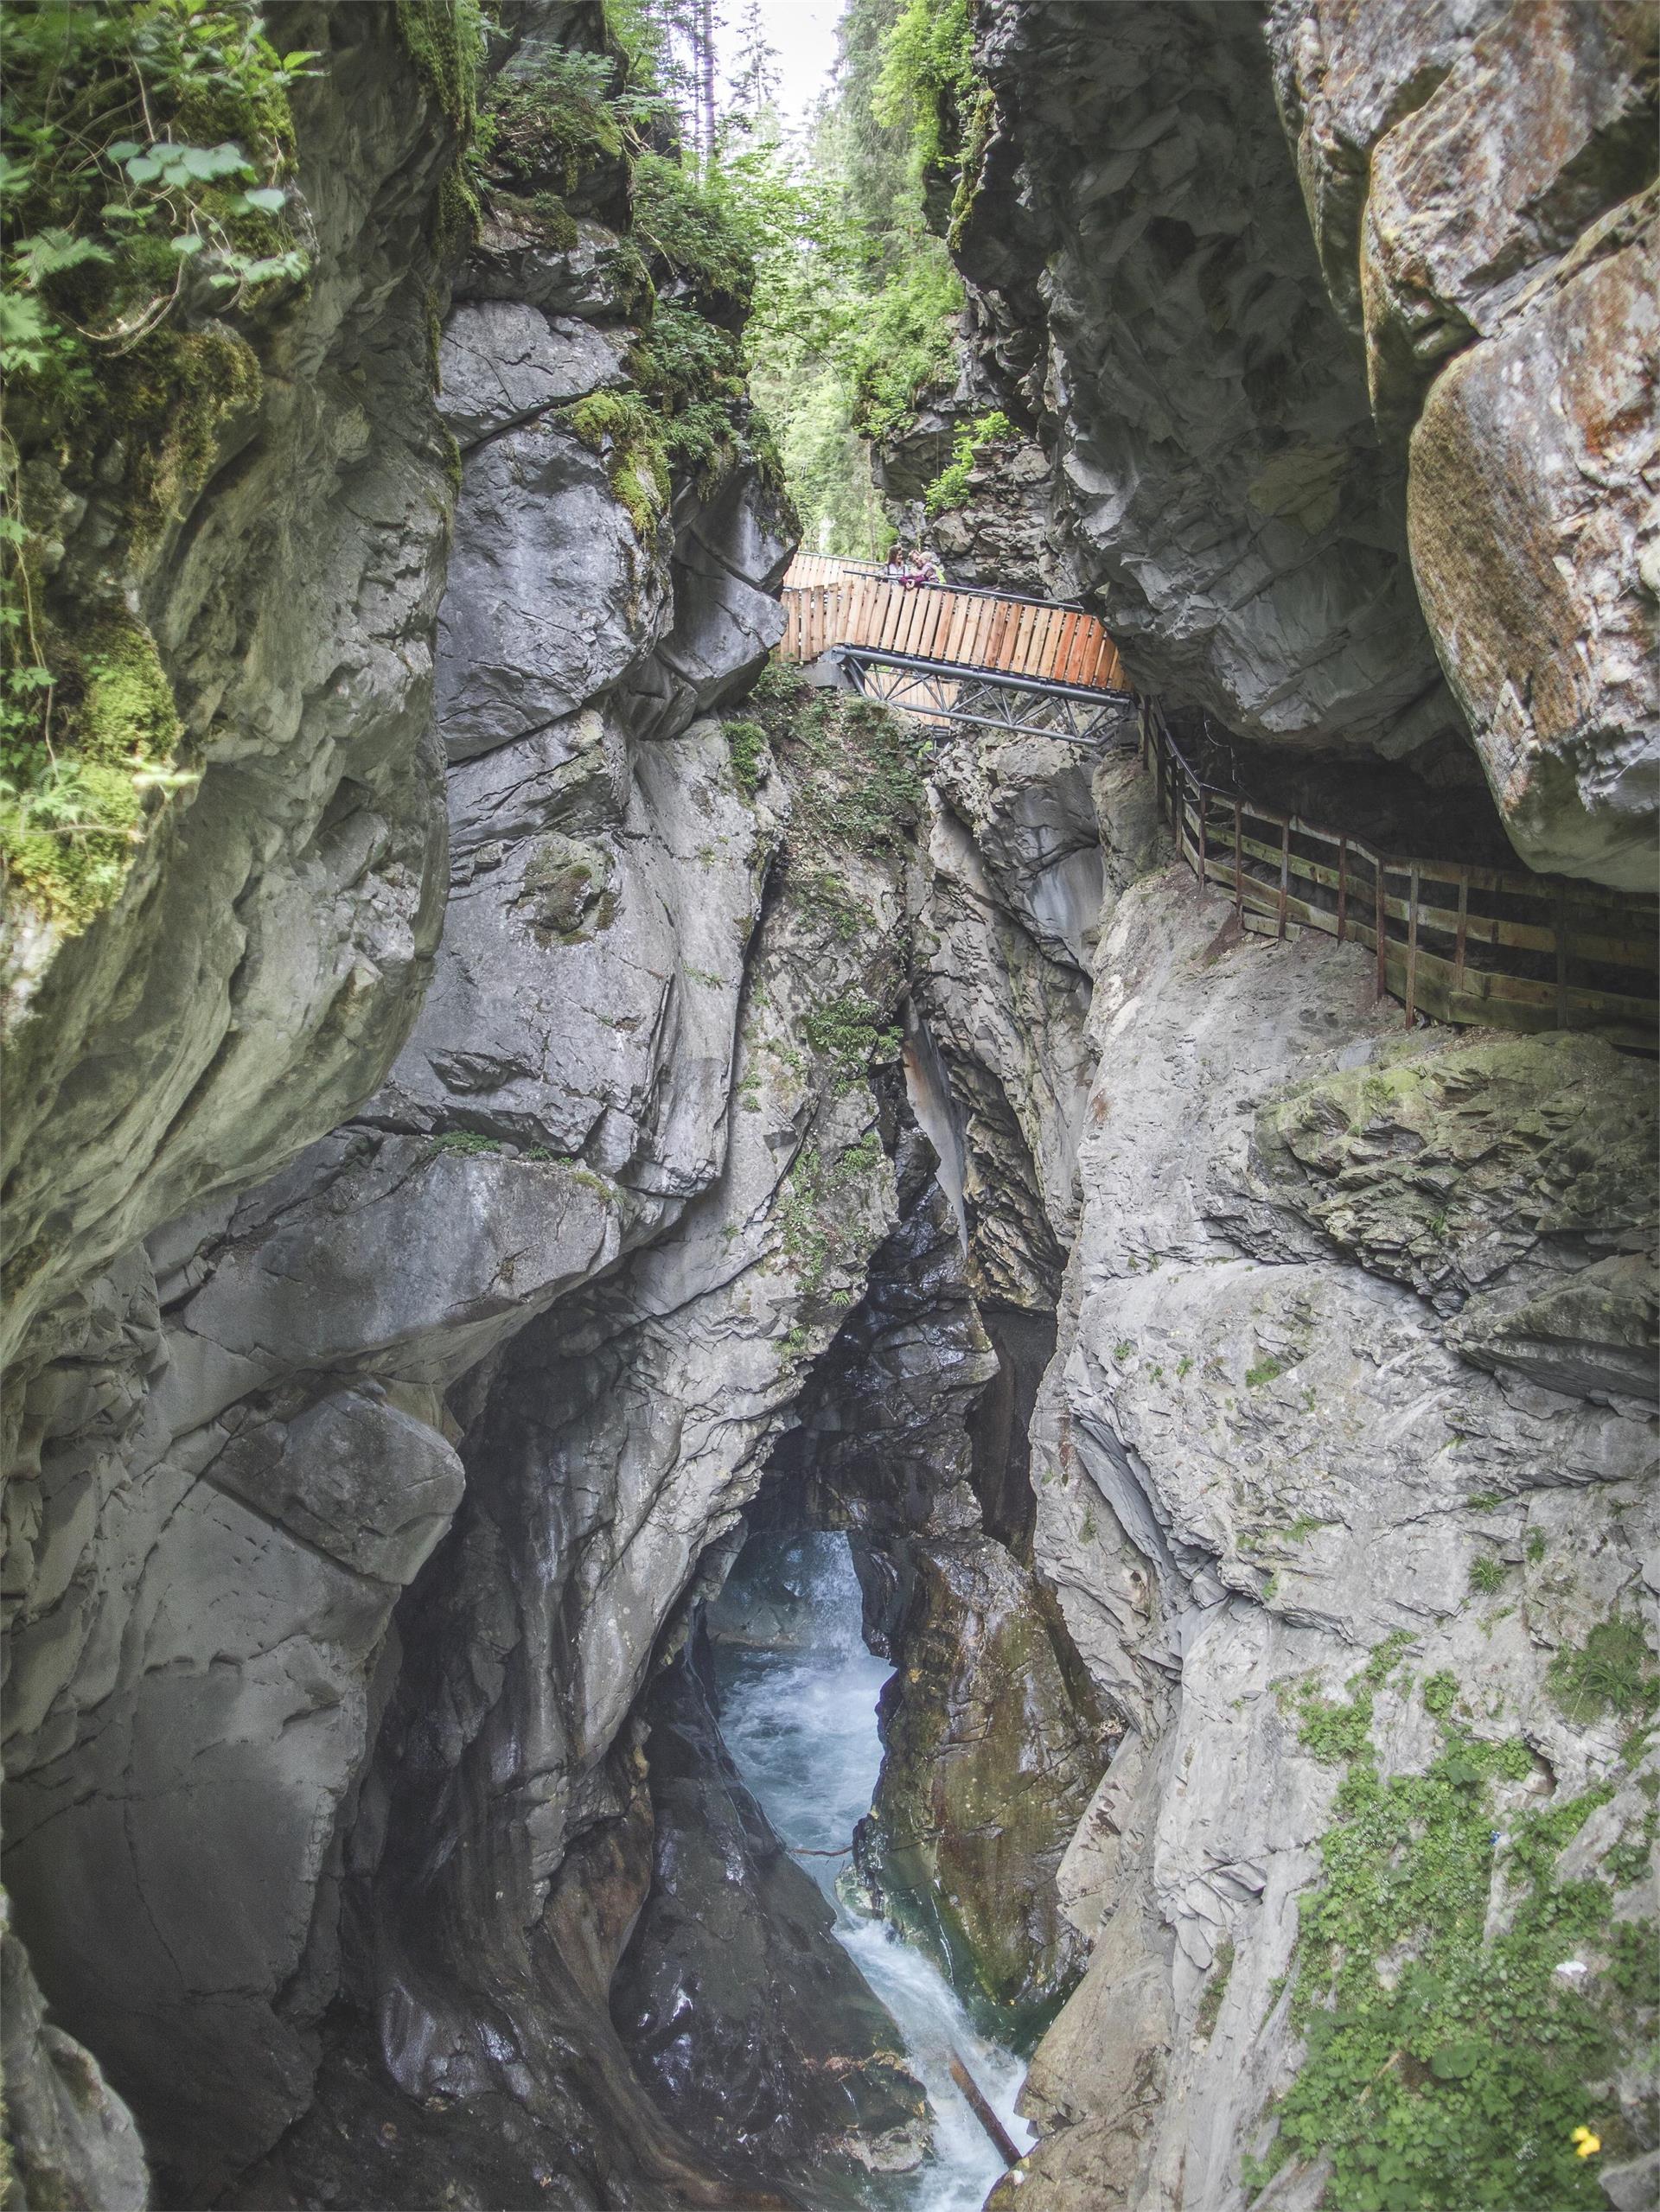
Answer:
top-left (242, 187), bottom-right (287, 213)
top-left (169, 233), bottom-right (207, 257)
top-left (125, 155), bottom-right (163, 182)
top-left (107, 140), bottom-right (142, 161)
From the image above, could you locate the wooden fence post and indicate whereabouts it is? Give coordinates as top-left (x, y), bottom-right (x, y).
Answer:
top-left (1374, 859), bottom-right (1388, 1002)
top-left (1197, 778), bottom-right (1207, 883)
top-left (1337, 834), bottom-right (1347, 943)
top-left (1277, 820), bottom-right (1290, 940)
top-left (1405, 862), bottom-right (1420, 1026)
top-left (1556, 888), bottom-right (1570, 1029)
top-left (1454, 868), bottom-right (1469, 995)
top-left (1234, 800), bottom-right (1243, 916)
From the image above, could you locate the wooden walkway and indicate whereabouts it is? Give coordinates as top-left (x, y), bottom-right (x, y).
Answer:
top-left (776, 556), bottom-right (1656, 1042)
top-left (782, 554), bottom-right (1127, 692)
top-left (1142, 702), bottom-right (1659, 1043)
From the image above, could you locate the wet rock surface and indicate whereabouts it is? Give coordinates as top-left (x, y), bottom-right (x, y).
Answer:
top-left (852, 1536), bottom-right (1107, 2040)
top-left (1271, 0), bottom-right (1658, 883)
top-left (613, 1648), bottom-right (930, 2193)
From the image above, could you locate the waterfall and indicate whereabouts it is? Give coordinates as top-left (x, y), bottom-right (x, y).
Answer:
top-left (712, 1533), bottom-right (1035, 2210)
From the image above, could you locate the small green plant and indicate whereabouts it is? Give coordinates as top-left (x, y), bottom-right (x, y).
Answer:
top-left (1547, 1617), bottom-right (1659, 1726)
top-left (1468, 1554), bottom-right (1510, 1597)
top-left (2, 1), bottom-right (322, 934)
top-left (923, 408), bottom-right (1015, 517)
top-left (1422, 1670), bottom-right (1460, 1719)
top-left (1362, 1630), bottom-right (1417, 1686)
top-left (725, 717), bottom-right (769, 797)
top-left (1284, 1514), bottom-right (1330, 1546)
top-left (427, 1130), bottom-right (503, 1157)
top-left (1195, 1936), bottom-right (1235, 2042)
top-left (1176, 1355), bottom-right (1193, 1379)
top-left (1113, 1341), bottom-right (1133, 1362)
top-left (1526, 1527), bottom-right (1547, 1565)
top-left (802, 990), bottom-right (898, 1093)
top-left (1465, 1490), bottom-right (1504, 1511)
top-left (1245, 1356), bottom-right (1286, 1390)
top-left (1250, 1661), bottom-right (1649, 2212)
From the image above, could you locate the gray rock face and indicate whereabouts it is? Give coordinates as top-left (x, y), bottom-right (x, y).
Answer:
top-left (993, 829), bottom-right (1657, 2210)
top-left (437, 301), bottom-right (628, 449)
top-left (1267, 0), bottom-right (1659, 884)
top-left (436, 420), bottom-right (671, 761)
top-left (6, 11), bottom-right (1654, 2208)
top-left (1, 1885), bottom-right (149, 2212)
top-left (956, 0), bottom-right (1465, 759)
top-left (956, 1), bottom-right (1657, 884)
top-left (0, 17), bottom-right (801, 2187)
top-left (1, 8), bottom-right (459, 1374)
top-left (852, 1534), bottom-right (1107, 2037)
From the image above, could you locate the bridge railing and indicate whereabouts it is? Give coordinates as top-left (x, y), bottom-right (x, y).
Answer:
top-left (1141, 700), bottom-right (1659, 1042)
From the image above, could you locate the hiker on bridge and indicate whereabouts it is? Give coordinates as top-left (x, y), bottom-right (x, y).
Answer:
top-left (893, 545), bottom-right (940, 590)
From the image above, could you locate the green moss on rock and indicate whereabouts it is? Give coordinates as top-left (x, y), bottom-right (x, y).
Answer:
top-left (1251, 1664), bottom-right (1653, 2211)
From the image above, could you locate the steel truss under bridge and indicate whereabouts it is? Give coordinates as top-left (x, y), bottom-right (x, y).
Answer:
top-left (834, 647), bottom-right (1138, 749)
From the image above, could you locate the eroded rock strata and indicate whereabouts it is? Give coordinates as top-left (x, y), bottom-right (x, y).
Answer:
top-left (2, 6), bottom-right (1655, 2212)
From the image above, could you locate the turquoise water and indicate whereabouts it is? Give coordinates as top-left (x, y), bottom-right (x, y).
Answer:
top-left (712, 1533), bottom-right (1034, 2212)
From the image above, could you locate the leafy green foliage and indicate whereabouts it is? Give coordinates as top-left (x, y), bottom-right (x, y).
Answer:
top-left (427, 1130), bottom-right (505, 1157)
top-left (2, 2), bottom-right (312, 401)
top-left (1246, 1355), bottom-right (1286, 1389)
top-left (872, 0), bottom-right (974, 184)
top-left (747, 682), bottom-right (929, 864)
top-left (633, 150), bottom-right (755, 315)
top-left (474, 45), bottom-right (642, 197)
top-left (1251, 1663), bottom-right (1652, 2212)
top-left (1468, 1554), bottom-right (1510, 1597)
top-left (923, 409), bottom-right (1013, 516)
top-left (1, 1), bottom-right (318, 935)
top-left (775, 1131), bottom-right (886, 1316)
top-left (718, 0), bottom-right (974, 552)
top-left (803, 990), bottom-right (899, 1094)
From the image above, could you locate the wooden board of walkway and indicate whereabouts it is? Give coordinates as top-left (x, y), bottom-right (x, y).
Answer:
top-left (781, 555), bottom-right (1126, 693)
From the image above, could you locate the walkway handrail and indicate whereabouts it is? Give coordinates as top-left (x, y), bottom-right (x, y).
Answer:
top-left (784, 552), bottom-right (1086, 613)
top-left (1140, 699), bottom-right (1658, 1042)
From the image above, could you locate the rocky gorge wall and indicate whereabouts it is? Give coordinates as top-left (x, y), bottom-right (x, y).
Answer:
top-left (951, 0), bottom-right (1659, 885)
top-left (1, 5), bottom-right (1655, 2212)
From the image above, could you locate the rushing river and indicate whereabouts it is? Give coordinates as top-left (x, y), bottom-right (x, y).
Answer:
top-left (712, 1533), bottom-right (1034, 2212)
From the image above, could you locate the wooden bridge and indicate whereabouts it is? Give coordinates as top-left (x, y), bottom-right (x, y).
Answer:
top-left (780, 553), bottom-right (1131, 745)
top-left (777, 558), bottom-right (1657, 1044)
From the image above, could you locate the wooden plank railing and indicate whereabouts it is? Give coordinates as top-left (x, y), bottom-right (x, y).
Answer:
top-left (780, 557), bottom-right (1127, 694)
top-left (1141, 700), bottom-right (1659, 1042)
